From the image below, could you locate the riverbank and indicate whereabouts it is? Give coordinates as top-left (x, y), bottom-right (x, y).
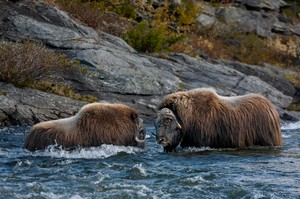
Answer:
top-left (0, 0), bottom-right (299, 126)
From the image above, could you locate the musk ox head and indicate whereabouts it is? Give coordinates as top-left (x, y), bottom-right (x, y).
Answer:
top-left (155, 108), bottom-right (182, 152)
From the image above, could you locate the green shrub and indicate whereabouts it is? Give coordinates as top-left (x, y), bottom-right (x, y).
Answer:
top-left (114, 2), bottom-right (136, 19)
top-left (175, 0), bottom-right (200, 26)
top-left (124, 21), bottom-right (165, 52)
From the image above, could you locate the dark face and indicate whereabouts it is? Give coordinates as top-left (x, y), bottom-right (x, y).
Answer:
top-left (155, 108), bottom-right (182, 152)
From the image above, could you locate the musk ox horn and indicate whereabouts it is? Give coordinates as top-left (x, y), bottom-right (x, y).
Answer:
top-left (135, 118), bottom-right (146, 143)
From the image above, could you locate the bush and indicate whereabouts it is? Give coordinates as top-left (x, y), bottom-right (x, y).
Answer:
top-left (57, 0), bottom-right (135, 37)
top-left (0, 41), bottom-right (98, 102)
top-left (57, 0), bottom-right (105, 30)
top-left (175, 0), bottom-right (200, 26)
top-left (124, 21), bottom-right (165, 53)
top-left (0, 41), bottom-right (71, 87)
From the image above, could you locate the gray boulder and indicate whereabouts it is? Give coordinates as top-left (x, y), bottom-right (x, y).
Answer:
top-left (217, 60), bottom-right (296, 96)
top-left (196, 1), bottom-right (299, 38)
top-left (235, 0), bottom-right (287, 11)
top-left (0, 82), bottom-right (86, 126)
top-left (216, 6), bottom-right (277, 37)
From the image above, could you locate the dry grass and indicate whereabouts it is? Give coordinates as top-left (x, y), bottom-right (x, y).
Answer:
top-left (57, 0), bottom-right (135, 37)
top-left (169, 28), bottom-right (300, 86)
top-left (41, 0), bottom-right (300, 88)
top-left (31, 81), bottom-right (98, 103)
top-left (0, 41), bottom-right (71, 87)
top-left (0, 41), bottom-right (98, 102)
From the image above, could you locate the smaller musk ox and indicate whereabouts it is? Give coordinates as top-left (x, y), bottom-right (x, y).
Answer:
top-left (24, 103), bottom-right (146, 151)
top-left (155, 88), bottom-right (282, 152)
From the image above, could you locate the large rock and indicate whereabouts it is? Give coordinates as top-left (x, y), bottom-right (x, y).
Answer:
top-left (196, 1), bottom-right (298, 38)
top-left (216, 6), bottom-right (278, 37)
top-left (160, 53), bottom-right (293, 108)
top-left (0, 0), bottom-right (297, 126)
top-left (0, 82), bottom-right (86, 126)
top-left (217, 60), bottom-right (296, 96)
top-left (235, 0), bottom-right (287, 11)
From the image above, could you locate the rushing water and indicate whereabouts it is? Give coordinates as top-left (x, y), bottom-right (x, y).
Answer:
top-left (0, 123), bottom-right (300, 199)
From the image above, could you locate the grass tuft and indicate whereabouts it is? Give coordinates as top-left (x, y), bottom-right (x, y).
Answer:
top-left (0, 41), bottom-right (98, 102)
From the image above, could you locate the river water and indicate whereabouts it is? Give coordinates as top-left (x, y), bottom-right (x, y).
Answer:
top-left (0, 122), bottom-right (299, 199)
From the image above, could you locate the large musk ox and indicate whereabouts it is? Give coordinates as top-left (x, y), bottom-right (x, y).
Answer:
top-left (155, 88), bottom-right (282, 152)
top-left (24, 103), bottom-right (146, 151)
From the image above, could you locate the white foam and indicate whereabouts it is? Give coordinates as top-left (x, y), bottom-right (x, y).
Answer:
top-left (14, 160), bottom-right (32, 167)
top-left (184, 146), bottom-right (217, 152)
top-left (282, 134), bottom-right (291, 138)
top-left (14, 191), bottom-right (88, 199)
top-left (92, 172), bottom-right (110, 184)
top-left (104, 183), bottom-right (152, 196)
top-left (281, 121), bottom-right (300, 130)
top-left (69, 195), bottom-right (87, 199)
top-left (185, 175), bottom-right (206, 183)
top-left (40, 192), bottom-right (63, 199)
top-left (133, 163), bottom-right (147, 176)
top-left (0, 148), bottom-right (4, 156)
top-left (30, 144), bottom-right (144, 159)
top-left (0, 127), bottom-right (8, 132)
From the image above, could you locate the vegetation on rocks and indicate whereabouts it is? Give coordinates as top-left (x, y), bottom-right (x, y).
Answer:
top-left (0, 41), bottom-right (97, 102)
top-left (55, 0), bottom-right (300, 86)
top-left (283, 0), bottom-right (300, 23)
top-left (58, 0), bottom-right (299, 116)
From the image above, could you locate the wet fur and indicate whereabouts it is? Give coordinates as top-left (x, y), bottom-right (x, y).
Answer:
top-left (24, 103), bottom-right (146, 151)
top-left (157, 88), bottom-right (282, 151)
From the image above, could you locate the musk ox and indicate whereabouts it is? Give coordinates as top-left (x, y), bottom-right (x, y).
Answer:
top-left (155, 88), bottom-right (282, 152)
top-left (24, 103), bottom-right (146, 151)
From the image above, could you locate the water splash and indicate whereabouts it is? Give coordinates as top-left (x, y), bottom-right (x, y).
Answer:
top-left (133, 163), bottom-right (147, 176)
top-left (184, 147), bottom-right (217, 152)
top-left (30, 144), bottom-right (144, 159)
top-left (282, 121), bottom-right (300, 130)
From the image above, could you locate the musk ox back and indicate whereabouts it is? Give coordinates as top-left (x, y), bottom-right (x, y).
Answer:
top-left (24, 103), bottom-right (146, 151)
top-left (155, 88), bottom-right (282, 152)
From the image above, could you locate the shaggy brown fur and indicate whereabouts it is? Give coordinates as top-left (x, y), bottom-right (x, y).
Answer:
top-left (156, 88), bottom-right (282, 152)
top-left (24, 103), bottom-right (146, 151)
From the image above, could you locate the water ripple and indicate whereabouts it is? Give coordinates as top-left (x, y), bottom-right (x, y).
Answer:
top-left (0, 124), bottom-right (300, 198)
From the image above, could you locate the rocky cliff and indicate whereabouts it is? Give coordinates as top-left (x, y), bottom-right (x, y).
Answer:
top-left (0, 0), bottom-right (299, 126)
top-left (197, 0), bottom-right (300, 38)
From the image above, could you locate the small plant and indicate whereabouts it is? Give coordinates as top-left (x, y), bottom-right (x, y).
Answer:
top-left (57, 0), bottom-right (105, 30)
top-left (178, 82), bottom-right (186, 91)
top-left (57, 0), bottom-right (135, 37)
top-left (175, 0), bottom-right (200, 26)
top-left (124, 20), bottom-right (165, 53)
